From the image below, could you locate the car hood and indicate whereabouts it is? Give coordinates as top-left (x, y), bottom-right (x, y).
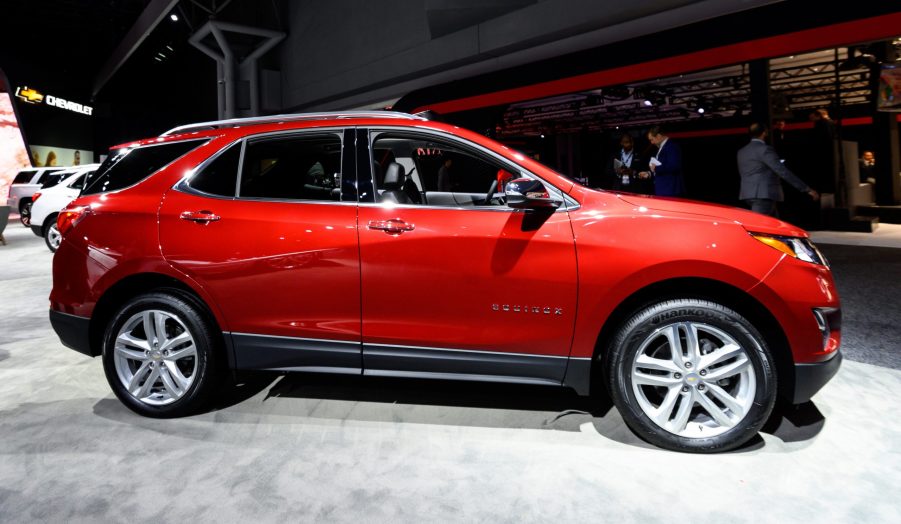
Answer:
top-left (615, 193), bottom-right (807, 237)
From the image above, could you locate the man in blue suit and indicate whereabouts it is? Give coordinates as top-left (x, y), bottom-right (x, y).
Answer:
top-left (639, 126), bottom-right (686, 197)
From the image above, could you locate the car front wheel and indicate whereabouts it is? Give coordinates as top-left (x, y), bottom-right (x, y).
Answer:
top-left (102, 291), bottom-right (221, 417)
top-left (606, 298), bottom-right (776, 453)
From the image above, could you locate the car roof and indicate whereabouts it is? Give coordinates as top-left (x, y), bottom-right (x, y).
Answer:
top-left (110, 111), bottom-right (431, 150)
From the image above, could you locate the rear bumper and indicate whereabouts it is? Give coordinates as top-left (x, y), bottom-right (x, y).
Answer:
top-left (49, 310), bottom-right (96, 357)
top-left (792, 350), bottom-right (842, 404)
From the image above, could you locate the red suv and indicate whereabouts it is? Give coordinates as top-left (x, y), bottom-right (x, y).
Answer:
top-left (50, 111), bottom-right (841, 452)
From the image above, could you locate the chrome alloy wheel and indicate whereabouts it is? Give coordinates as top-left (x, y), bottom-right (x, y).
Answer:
top-left (113, 310), bottom-right (198, 406)
top-left (630, 322), bottom-right (756, 438)
top-left (46, 224), bottom-right (61, 250)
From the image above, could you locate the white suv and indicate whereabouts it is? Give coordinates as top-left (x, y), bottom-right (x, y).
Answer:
top-left (29, 164), bottom-right (98, 251)
top-left (6, 167), bottom-right (65, 226)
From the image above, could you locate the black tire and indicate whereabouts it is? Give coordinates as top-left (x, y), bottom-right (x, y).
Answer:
top-left (606, 298), bottom-right (776, 453)
top-left (102, 290), bottom-right (221, 417)
top-left (43, 215), bottom-right (60, 252)
top-left (19, 201), bottom-right (32, 227)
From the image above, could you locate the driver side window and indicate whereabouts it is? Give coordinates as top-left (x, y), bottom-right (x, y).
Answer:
top-left (370, 132), bottom-right (516, 208)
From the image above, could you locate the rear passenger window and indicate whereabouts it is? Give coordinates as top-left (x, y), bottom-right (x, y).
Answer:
top-left (36, 169), bottom-right (62, 185)
top-left (41, 171), bottom-right (71, 188)
top-left (186, 142), bottom-right (241, 197)
top-left (239, 134), bottom-right (342, 201)
top-left (82, 140), bottom-right (205, 195)
top-left (13, 171), bottom-right (36, 184)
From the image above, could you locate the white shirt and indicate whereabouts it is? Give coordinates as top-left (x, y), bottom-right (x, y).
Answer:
top-left (620, 149), bottom-right (633, 167)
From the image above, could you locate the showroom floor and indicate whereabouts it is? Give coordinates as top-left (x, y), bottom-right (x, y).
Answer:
top-left (1, 224), bottom-right (900, 523)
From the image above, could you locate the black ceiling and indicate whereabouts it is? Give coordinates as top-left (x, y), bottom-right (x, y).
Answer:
top-left (0, 0), bottom-right (149, 94)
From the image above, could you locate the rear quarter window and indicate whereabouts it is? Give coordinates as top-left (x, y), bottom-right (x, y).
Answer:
top-left (82, 140), bottom-right (206, 195)
top-left (13, 171), bottom-right (36, 184)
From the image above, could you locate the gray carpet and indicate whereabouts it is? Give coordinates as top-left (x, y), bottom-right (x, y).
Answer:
top-left (1, 226), bottom-right (901, 522)
top-left (816, 244), bottom-right (901, 369)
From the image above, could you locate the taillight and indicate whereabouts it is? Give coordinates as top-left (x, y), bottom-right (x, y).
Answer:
top-left (32, 191), bottom-right (42, 204)
top-left (57, 205), bottom-right (91, 237)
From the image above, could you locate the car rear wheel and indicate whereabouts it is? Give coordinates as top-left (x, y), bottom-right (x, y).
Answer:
top-left (44, 217), bottom-right (61, 252)
top-left (606, 298), bottom-right (776, 453)
top-left (19, 201), bottom-right (32, 227)
top-left (102, 291), bottom-right (221, 417)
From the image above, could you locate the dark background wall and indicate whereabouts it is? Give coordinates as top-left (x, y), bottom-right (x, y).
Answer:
top-left (276, 0), bottom-right (782, 111)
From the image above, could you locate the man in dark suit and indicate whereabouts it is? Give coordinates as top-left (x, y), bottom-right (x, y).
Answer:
top-left (639, 126), bottom-right (685, 197)
top-left (738, 123), bottom-right (819, 217)
top-left (606, 133), bottom-right (650, 193)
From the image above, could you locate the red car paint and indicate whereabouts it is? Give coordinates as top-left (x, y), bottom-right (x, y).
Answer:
top-left (50, 115), bottom-right (839, 394)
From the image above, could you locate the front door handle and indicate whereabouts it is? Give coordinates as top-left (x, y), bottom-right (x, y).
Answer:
top-left (367, 218), bottom-right (414, 234)
top-left (180, 210), bottom-right (221, 225)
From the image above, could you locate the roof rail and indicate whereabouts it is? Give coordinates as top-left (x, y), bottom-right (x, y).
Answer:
top-left (160, 111), bottom-right (427, 136)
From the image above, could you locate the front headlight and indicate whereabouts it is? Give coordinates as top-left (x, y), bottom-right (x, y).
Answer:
top-left (750, 233), bottom-right (828, 267)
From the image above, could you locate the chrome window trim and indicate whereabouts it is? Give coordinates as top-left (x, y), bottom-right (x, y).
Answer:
top-left (366, 126), bottom-right (579, 212)
top-left (176, 128), bottom-right (351, 203)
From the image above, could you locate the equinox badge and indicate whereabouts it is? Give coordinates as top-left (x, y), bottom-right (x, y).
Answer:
top-left (492, 304), bottom-right (563, 315)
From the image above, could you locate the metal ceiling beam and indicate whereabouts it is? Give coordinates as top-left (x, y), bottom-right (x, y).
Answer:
top-left (92, 0), bottom-right (181, 98)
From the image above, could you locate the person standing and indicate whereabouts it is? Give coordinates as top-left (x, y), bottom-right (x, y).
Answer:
top-left (606, 134), bottom-right (649, 193)
top-left (738, 123), bottom-right (819, 217)
top-left (639, 126), bottom-right (685, 197)
top-left (860, 150), bottom-right (876, 184)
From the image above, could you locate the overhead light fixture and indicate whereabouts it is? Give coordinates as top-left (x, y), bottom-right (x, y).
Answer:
top-left (697, 107), bottom-right (705, 114)
top-left (643, 100), bottom-right (653, 107)
top-left (170, 13), bottom-right (178, 22)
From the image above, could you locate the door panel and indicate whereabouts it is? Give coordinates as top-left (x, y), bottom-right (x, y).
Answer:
top-left (159, 191), bottom-right (361, 344)
top-left (358, 205), bottom-right (578, 360)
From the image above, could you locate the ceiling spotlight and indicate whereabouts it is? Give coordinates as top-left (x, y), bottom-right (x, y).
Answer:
top-left (540, 134), bottom-right (546, 139)
top-left (170, 13), bottom-right (179, 22)
top-left (697, 107), bottom-right (705, 114)
top-left (643, 100), bottom-right (653, 107)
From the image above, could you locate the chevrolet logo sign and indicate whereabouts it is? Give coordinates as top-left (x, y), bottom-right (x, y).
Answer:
top-left (13, 85), bottom-right (92, 115)
top-left (15, 86), bottom-right (43, 104)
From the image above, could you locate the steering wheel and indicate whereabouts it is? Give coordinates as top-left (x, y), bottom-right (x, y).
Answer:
top-left (484, 179), bottom-right (498, 205)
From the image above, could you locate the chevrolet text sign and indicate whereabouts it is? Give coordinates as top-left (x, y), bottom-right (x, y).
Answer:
top-left (15, 86), bottom-right (93, 116)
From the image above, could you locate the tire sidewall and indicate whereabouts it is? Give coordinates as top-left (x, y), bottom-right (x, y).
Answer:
top-left (101, 292), bottom-right (217, 418)
top-left (43, 216), bottom-right (59, 252)
top-left (608, 299), bottom-right (776, 453)
top-left (20, 202), bottom-right (31, 227)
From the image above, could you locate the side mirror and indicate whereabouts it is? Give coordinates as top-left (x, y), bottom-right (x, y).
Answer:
top-left (504, 178), bottom-right (561, 210)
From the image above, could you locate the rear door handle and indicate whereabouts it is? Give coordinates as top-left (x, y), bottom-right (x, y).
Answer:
top-left (180, 210), bottom-right (221, 225)
top-left (367, 218), bottom-right (414, 234)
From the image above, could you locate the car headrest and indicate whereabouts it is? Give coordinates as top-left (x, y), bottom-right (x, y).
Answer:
top-left (383, 162), bottom-right (405, 189)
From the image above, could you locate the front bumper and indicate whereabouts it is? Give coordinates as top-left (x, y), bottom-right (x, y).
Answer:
top-left (49, 310), bottom-right (96, 357)
top-left (30, 224), bottom-right (42, 237)
top-left (792, 350), bottom-right (842, 404)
